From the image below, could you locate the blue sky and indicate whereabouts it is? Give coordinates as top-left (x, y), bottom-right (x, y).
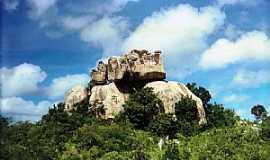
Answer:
top-left (1, 0), bottom-right (270, 121)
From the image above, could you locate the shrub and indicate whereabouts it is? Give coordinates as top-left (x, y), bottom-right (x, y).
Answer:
top-left (251, 104), bottom-right (267, 122)
top-left (175, 97), bottom-right (200, 136)
top-left (261, 116), bottom-right (270, 140)
top-left (121, 87), bottom-right (164, 130)
top-left (205, 103), bottom-right (239, 128)
top-left (149, 113), bottom-right (178, 138)
top-left (186, 82), bottom-right (211, 106)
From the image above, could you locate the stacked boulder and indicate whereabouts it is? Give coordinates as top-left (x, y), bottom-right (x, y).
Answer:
top-left (64, 49), bottom-right (207, 125)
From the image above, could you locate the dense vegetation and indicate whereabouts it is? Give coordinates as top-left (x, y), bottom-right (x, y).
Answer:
top-left (1, 83), bottom-right (270, 159)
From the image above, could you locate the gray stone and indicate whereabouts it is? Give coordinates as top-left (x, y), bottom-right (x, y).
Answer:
top-left (64, 85), bottom-right (88, 111)
top-left (145, 81), bottom-right (207, 125)
top-left (90, 49), bottom-right (166, 84)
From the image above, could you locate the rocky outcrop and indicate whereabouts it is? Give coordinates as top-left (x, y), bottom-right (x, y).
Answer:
top-left (89, 83), bottom-right (129, 119)
top-left (91, 49), bottom-right (166, 84)
top-left (64, 85), bottom-right (88, 111)
top-left (145, 81), bottom-right (207, 125)
top-left (64, 49), bottom-right (207, 125)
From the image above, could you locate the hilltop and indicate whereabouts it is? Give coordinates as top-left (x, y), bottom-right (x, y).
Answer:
top-left (1, 50), bottom-right (270, 160)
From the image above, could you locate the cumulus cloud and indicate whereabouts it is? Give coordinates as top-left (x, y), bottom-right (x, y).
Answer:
top-left (46, 74), bottom-right (89, 100)
top-left (1, 97), bottom-right (52, 122)
top-left (223, 94), bottom-right (249, 103)
top-left (3, 0), bottom-right (19, 11)
top-left (81, 17), bottom-right (130, 57)
top-left (122, 4), bottom-right (225, 79)
top-left (232, 69), bottom-right (270, 87)
top-left (199, 31), bottom-right (270, 70)
top-left (1, 63), bottom-right (47, 97)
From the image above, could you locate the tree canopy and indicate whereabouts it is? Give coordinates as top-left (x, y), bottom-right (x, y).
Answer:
top-left (1, 83), bottom-right (269, 160)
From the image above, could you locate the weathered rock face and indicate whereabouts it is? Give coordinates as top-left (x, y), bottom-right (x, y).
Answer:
top-left (89, 83), bottom-right (128, 119)
top-left (144, 81), bottom-right (207, 125)
top-left (64, 85), bottom-right (88, 111)
top-left (91, 49), bottom-right (166, 84)
top-left (87, 80), bottom-right (206, 125)
top-left (64, 49), bottom-right (207, 125)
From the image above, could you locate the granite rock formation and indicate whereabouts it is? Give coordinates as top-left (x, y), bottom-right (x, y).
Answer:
top-left (64, 49), bottom-right (207, 125)
top-left (91, 49), bottom-right (166, 84)
top-left (64, 85), bottom-right (88, 111)
top-left (145, 81), bottom-right (207, 125)
top-left (89, 83), bottom-right (129, 119)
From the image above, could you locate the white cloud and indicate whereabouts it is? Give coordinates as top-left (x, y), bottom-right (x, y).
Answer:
top-left (3, 0), bottom-right (19, 11)
top-left (46, 74), bottom-right (89, 100)
top-left (0, 97), bottom-right (52, 122)
top-left (199, 31), bottom-right (270, 70)
top-left (223, 94), bottom-right (249, 103)
top-left (232, 69), bottom-right (270, 87)
top-left (122, 4), bottom-right (225, 79)
top-left (62, 15), bottom-right (94, 31)
top-left (80, 17), bottom-right (130, 57)
top-left (1, 63), bottom-right (47, 97)
top-left (27, 0), bottom-right (58, 19)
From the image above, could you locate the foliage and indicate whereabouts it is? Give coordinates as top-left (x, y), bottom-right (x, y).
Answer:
top-left (174, 97), bottom-right (200, 136)
top-left (1, 83), bottom-right (270, 160)
top-left (121, 87), bottom-right (164, 130)
top-left (149, 113), bottom-right (178, 138)
top-left (186, 82), bottom-right (239, 129)
top-left (261, 116), bottom-right (270, 140)
top-left (186, 82), bottom-right (211, 106)
top-left (179, 125), bottom-right (270, 160)
top-left (251, 104), bottom-right (267, 122)
top-left (205, 103), bottom-right (239, 129)
top-left (163, 140), bottom-right (180, 160)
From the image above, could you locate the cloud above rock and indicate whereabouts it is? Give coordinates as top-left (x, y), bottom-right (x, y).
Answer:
top-left (80, 17), bottom-right (130, 57)
top-left (122, 4), bottom-right (225, 79)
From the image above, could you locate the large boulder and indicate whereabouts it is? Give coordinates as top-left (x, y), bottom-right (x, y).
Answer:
top-left (90, 49), bottom-right (166, 84)
top-left (144, 81), bottom-right (207, 125)
top-left (89, 83), bottom-right (128, 119)
top-left (64, 85), bottom-right (88, 111)
top-left (88, 81), bottom-right (207, 125)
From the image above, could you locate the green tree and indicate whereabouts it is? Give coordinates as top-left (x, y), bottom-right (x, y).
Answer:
top-left (149, 113), bottom-right (178, 138)
top-left (186, 82), bottom-right (211, 106)
top-left (175, 97), bottom-right (200, 136)
top-left (251, 104), bottom-right (267, 122)
top-left (205, 103), bottom-right (238, 128)
top-left (121, 87), bottom-right (164, 130)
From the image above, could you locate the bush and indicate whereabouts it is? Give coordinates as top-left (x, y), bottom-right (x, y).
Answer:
top-left (174, 97), bottom-right (200, 136)
top-left (121, 87), bottom-right (164, 130)
top-left (163, 141), bottom-right (180, 160)
top-left (149, 113), bottom-right (178, 138)
top-left (186, 83), bottom-right (211, 106)
top-left (261, 116), bottom-right (270, 140)
top-left (251, 104), bottom-right (267, 122)
top-left (205, 103), bottom-right (239, 128)
top-left (180, 126), bottom-right (270, 160)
